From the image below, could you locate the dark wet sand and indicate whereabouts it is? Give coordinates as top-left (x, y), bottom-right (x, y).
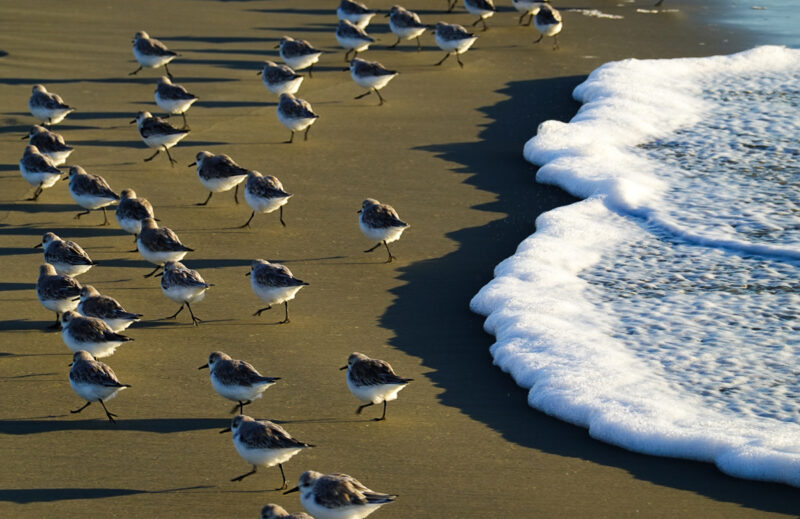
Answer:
top-left (1, 0), bottom-right (798, 517)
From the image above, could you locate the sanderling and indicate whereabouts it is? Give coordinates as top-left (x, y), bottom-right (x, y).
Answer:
top-left (259, 61), bottom-right (304, 96)
top-left (221, 415), bottom-right (314, 490)
top-left (261, 504), bottom-right (313, 519)
top-left (337, 0), bottom-right (377, 29)
top-left (69, 350), bottom-right (130, 423)
top-left (37, 264), bottom-right (81, 328)
top-left (67, 166), bottom-right (120, 226)
top-left (464, 0), bottom-right (496, 31)
top-left (277, 37), bottom-right (322, 78)
top-left (19, 145), bottom-right (62, 201)
top-left (116, 189), bottom-right (156, 238)
top-left (199, 351), bottom-right (280, 414)
top-left (341, 352), bottom-right (413, 421)
top-left (159, 260), bottom-right (212, 326)
top-left (512, 0), bottom-right (548, 25)
top-left (533, 3), bottom-right (562, 49)
top-left (189, 151), bottom-right (249, 206)
top-left (154, 76), bottom-right (198, 130)
top-left (285, 471), bottom-right (397, 519)
top-left (131, 112), bottom-right (191, 166)
top-left (336, 20), bottom-right (375, 62)
top-left (433, 22), bottom-right (478, 68)
top-left (350, 58), bottom-right (397, 106)
top-left (36, 232), bottom-right (96, 277)
top-left (248, 259), bottom-right (308, 324)
top-left (24, 125), bottom-right (74, 166)
top-left (130, 31), bottom-right (178, 78)
top-left (387, 6), bottom-right (427, 51)
top-left (28, 85), bottom-right (75, 126)
top-left (277, 93), bottom-right (319, 144)
top-left (239, 171), bottom-right (292, 229)
top-left (137, 217), bottom-right (193, 278)
top-left (61, 310), bottom-right (133, 358)
top-left (77, 285), bottom-right (142, 333)
top-left (358, 198), bottom-right (409, 262)
top-left (132, 111), bottom-right (190, 166)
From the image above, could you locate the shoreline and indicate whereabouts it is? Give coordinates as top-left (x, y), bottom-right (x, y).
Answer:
top-left (1, 1), bottom-right (799, 517)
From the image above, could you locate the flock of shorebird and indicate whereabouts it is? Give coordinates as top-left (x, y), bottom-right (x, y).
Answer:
top-left (18, 0), bottom-right (565, 517)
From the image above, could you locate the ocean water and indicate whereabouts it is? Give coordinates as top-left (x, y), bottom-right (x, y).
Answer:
top-left (470, 46), bottom-right (800, 486)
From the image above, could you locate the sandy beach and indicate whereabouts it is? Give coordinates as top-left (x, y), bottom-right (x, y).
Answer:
top-left (1, 0), bottom-right (799, 517)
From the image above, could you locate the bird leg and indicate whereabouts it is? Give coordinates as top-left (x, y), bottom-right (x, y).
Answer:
top-left (308, 64), bottom-right (314, 78)
top-left (279, 206), bottom-right (286, 227)
top-left (74, 209), bottom-right (91, 220)
top-left (435, 52), bottom-right (451, 66)
top-left (285, 131), bottom-right (294, 144)
top-left (164, 63), bottom-right (174, 80)
top-left (49, 313), bottom-right (62, 330)
top-left (143, 265), bottom-right (163, 278)
top-left (99, 399), bottom-right (118, 423)
top-left (524, 13), bottom-right (534, 26)
top-left (344, 48), bottom-right (353, 62)
top-left (238, 210), bottom-right (256, 229)
top-left (196, 191), bottom-right (213, 206)
top-left (277, 464), bottom-right (288, 490)
top-left (234, 184), bottom-right (240, 204)
top-left (185, 301), bottom-right (202, 326)
top-left (253, 305), bottom-right (272, 317)
top-left (375, 89), bottom-right (385, 106)
top-left (181, 112), bottom-right (189, 130)
top-left (164, 146), bottom-right (177, 167)
top-left (26, 184), bottom-right (43, 201)
top-left (533, 34), bottom-right (544, 44)
top-left (128, 65), bottom-right (143, 76)
top-left (279, 301), bottom-right (290, 324)
top-left (375, 401), bottom-right (387, 421)
top-left (456, 53), bottom-right (465, 68)
top-left (100, 207), bottom-right (110, 226)
top-left (231, 465), bottom-right (257, 482)
top-left (416, 36), bottom-right (422, 51)
top-left (164, 303), bottom-right (185, 320)
top-left (389, 36), bottom-right (401, 49)
top-left (71, 401), bottom-right (92, 414)
top-left (304, 126), bottom-right (311, 141)
top-left (383, 240), bottom-right (396, 263)
top-left (230, 399), bottom-right (252, 414)
top-left (553, 36), bottom-right (559, 51)
top-left (144, 149), bottom-right (161, 162)
top-left (356, 402), bottom-right (374, 415)
top-left (354, 90), bottom-right (372, 100)
top-left (364, 242), bottom-right (382, 253)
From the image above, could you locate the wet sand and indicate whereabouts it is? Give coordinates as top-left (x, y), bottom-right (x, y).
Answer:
top-left (1, 0), bottom-right (799, 517)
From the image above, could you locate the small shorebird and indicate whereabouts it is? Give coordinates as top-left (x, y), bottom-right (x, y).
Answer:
top-left (154, 76), bottom-right (198, 130)
top-left (77, 285), bottom-right (142, 333)
top-left (189, 151), bottom-right (249, 206)
top-left (434, 22), bottom-right (478, 68)
top-left (277, 93), bottom-right (319, 144)
top-left (37, 264), bottom-right (81, 329)
top-left (61, 310), bottom-right (133, 358)
top-left (24, 125), bottom-right (74, 166)
top-left (69, 350), bottom-right (130, 423)
top-left (36, 232), bottom-right (96, 277)
top-left (19, 145), bottom-right (62, 201)
top-left (132, 111), bottom-right (190, 166)
top-left (67, 166), bottom-right (120, 226)
top-left (336, 20), bottom-right (375, 62)
top-left (115, 189), bottom-right (156, 239)
top-left (259, 61), bottom-right (304, 96)
top-left (341, 352), bottom-right (413, 421)
top-left (28, 84), bottom-right (74, 126)
top-left (512, 0), bottom-right (548, 25)
top-left (337, 0), bottom-right (377, 29)
top-left (358, 198), bottom-right (409, 262)
top-left (130, 31), bottom-right (178, 78)
top-left (285, 471), bottom-right (397, 519)
top-left (221, 415), bottom-right (314, 491)
top-left (260, 504), bottom-right (313, 519)
top-left (159, 260), bottom-right (212, 326)
top-left (198, 351), bottom-right (280, 414)
top-left (248, 259), bottom-right (308, 324)
top-left (277, 36), bottom-right (322, 78)
top-left (350, 58), bottom-right (397, 106)
top-left (533, 3), bottom-right (562, 50)
top-left (239, 171), bottom-right (292, 229)
top-left (387, 6), bottom-right (427, 51)
top-left (464, 0), bottom-right (496, 31)
top-left (136, 217), bottom-right (193, 278)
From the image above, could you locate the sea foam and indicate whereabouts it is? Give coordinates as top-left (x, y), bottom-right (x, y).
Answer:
top-left (471, 46), bottom-right (800, 486)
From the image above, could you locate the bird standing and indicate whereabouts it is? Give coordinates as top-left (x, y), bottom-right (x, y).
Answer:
top-left (36, 232), bottom-right (96, 277)
top-left (36, 264), bottom-right (81, 329)
top-left (285, 471), bottom-right (397, 519)
top-left (24, 125), bottom-right (74, 166)
top-left (19, 145), bottom-right (62, 201)
top-left (433, 22), bottom-right (478, 68)
top-left (136, 217), bottom-right (193, 278)
top-left (349, 58), bottom-right (398, 106)
top-left (533, 3), bottom-right (563, 50)
top-left (277, 93), bottom-right (319, 144)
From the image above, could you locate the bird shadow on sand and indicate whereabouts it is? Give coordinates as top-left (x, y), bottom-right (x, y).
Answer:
top-left (0, 320), bottom-right (62, 332)
top-left (0, 77), bottom-right (231, 86)
top-left (0, 417), bottom-right (227, 436)
top-left (382, 75), bottom-right (800, 514)
top-left (0, 485), bottom-right (213, 504)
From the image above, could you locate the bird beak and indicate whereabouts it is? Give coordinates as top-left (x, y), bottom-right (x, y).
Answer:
top-left (154, 271), bottom-right (163, 277)
top-left (256, 70), bottom-right (262, 76)
top-left (384, 12), bottom-right (390, 17)
top-left (245, 271), bottom-right (251, 277)
top-left (68, 362), bottom-right (73, 367)
top-left (219, 426), bottom-right (231, 434)
top-left (21, 134), bottom-right (29, 140)
top-left (339, 365), bottom-right (347, 370)
top-left (284, 486), bottom-right (299, 495)
top-left (198, 364), bottom-right (209, 370)
top-left (188, 162), bottom-right (196, 167)
top-left (129, 119), bottom-right (137, 124)
top-left (357, 209), bottom-right (362, 214)
top-left (62, 176), bottom-right (69, 181)
top-left (273, 43), bottom-right (281, 49)
top-left (33, 243), bottom-right (42, 248)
